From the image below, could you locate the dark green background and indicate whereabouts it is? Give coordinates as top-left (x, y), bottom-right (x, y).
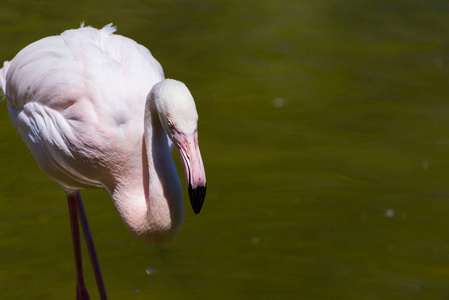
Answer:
top-left (1, 1), bottom-right (449, 299)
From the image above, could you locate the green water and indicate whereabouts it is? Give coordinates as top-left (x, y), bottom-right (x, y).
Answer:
top-left (1, 0), bottom-right (449, 299)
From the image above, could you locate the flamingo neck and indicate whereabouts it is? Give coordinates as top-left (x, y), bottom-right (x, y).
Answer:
top-left (109, 95), bottom-right (184, 245)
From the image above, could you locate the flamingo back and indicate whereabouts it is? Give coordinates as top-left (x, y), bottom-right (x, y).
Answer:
top-left (1, 24), bottom-right (165, 191)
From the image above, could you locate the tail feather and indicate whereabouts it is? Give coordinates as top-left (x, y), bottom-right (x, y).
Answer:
top-left (0, 60), bottom-right (11, 95)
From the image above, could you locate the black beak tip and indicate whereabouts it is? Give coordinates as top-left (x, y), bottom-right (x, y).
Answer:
top-left (188, 184), bottom-right (207, 214)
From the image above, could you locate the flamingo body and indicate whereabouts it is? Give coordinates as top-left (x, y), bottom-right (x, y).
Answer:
top-left (5, 24), bottom-right (161, 192)
top-left (0, 24), bottom-right (206, 299)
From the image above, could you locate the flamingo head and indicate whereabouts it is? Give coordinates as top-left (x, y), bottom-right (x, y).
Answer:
top-left (150, 79), bottom-right (206, 214)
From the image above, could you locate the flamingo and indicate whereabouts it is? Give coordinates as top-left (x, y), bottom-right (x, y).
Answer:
top-left (0, 24), bottom-right (206, 299)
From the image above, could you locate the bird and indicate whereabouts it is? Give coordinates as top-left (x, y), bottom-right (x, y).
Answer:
top-left (0, 23), bottom-right (206, 300)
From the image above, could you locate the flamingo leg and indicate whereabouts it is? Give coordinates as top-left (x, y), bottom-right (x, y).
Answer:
top-left (67, 192), bottom-right (90, 300)
top-left (76, 191), bottom-right (108, 300)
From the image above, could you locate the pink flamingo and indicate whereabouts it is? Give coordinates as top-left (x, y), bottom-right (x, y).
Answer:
top-left (0, 24), bottom-right (206, 299)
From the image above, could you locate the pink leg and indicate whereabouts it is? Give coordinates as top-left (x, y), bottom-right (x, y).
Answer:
top-left (75, 191), bottom-right (108, 300)
top-left (67, 192), bottom-right (90, 300)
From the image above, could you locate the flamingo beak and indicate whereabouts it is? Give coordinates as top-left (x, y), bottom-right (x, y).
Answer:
top-left (173, 130), bottom-right (206, 214)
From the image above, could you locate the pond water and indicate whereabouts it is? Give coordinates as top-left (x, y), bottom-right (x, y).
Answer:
top-left (1, 1), bottom-right (449, 299)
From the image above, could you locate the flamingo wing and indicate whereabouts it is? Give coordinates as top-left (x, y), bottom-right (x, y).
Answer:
top-left (0, 24), bottom-right (165, 190)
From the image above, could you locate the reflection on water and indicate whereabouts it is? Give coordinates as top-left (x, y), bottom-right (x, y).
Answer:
top-left (2, 1), bottom-right (449, 299)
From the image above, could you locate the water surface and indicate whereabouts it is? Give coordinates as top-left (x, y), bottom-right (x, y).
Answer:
top-left (1, 1), bottom-right (449, 299)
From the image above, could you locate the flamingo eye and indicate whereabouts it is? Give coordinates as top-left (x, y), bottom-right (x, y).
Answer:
top-left (167, 119), bottom-right (175, 129)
